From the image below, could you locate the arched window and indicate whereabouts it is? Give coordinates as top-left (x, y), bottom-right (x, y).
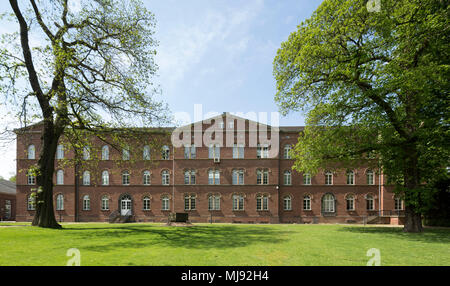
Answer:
top-left (27, 194), bottom-right (35, 210)
top-left (284, 170), bottom-right (292, 185)
top-left (256, 194), bottom-right (269, 211)
top-left (232, 169), bottom-right (244, 185)
top-left (56, 144), bottom-right (64, 159)
top-left (56, 194), bottom-right (64, 210)
top-left (83, 195), bottom-right (90, 210)
top-left (184, 194), bottom-right (196, 211)
top-left (101, 195), bottom-right (109, 211)
top-left (161, 195), bottom-right (170, 211)
top-left (346, 194), bottom-right (355, 211)
top-left (122, 146), bottom-right (130, 161)
top-left (346, 170), bottom-right (355, 185)
top-left (143, 145), bottom-right (151, 160)
top-left (322, 193), bottom-right (335, 213)
top-left (184, 170), bottom-right (196, 185)
top-left (284, 144), bottom-right (292, 159)
top-left (325, 171), bottom-right (333, 185)
top-left (303, 195), bottom-right (311, 210)
top-left (56, 170), bottom-right (64, 185)
top-left (232, 194), bottom-right (244, 211)
top-left (257, 169), bottom-right (269, 185)
top-left (162, 170), bottom-right (170, 185)
top-left (143, 170), bottom-right (151, 185)
top-left (208, 194), bottom-right (220, 210)
top-left (27, 169), bottom-right (36, 185)
top-left (366, 194), bottom-right (375, 210)
top-left (283, 195), bottom-right (292, 211)
top-left (122, 170), bottom-right (130, 185)
top-left (366, 170), bottom-right (374, 185)
top-left (303, 173), bottom-right (311, 185)
top-left (83, 146), bottom-right (90, 160)
top-left (27, 145), bottom-right (36, 159)
top-left (208, 169), bottom-right (220, 185)
top-left (161, 145), bottom-right (170, 160)
top-left (102, 170), bottom-right (109, 186)
top-left (101, 145), bottom-right (109, 160)
top-left (83, 171), bottom-right (90, 186)
top-left (143, 196), bottom-right (151, 210)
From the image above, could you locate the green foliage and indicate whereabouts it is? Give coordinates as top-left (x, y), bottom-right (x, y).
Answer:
top-left (273, 0), bottom-right (449, 214)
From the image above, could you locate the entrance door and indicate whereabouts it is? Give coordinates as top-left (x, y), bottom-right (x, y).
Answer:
top-left (120, 195), bottom-right (132, 216)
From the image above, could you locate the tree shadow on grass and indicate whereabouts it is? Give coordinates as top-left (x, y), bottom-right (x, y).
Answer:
top-left (61, 224), bottom-right (288, 252)
top-left (338, 226), bottom-right (450, 244)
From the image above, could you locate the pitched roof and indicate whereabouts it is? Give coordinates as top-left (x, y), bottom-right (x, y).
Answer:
top-left (0, 179), bottom-right (16, 195)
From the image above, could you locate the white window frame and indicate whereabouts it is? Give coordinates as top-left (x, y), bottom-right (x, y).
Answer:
top-left (367, 170), bottom-right (374, 185)
top-left (83, 171), bottom-right (90, 186)
top-left (102, 145), bottom-right (109, 160)
top-left (56, 170), bottom-right (64, 185)
top-left (162, 196), bottom-right (170, 211)
top-left (208, 169), bottom-right (220, 185)
top-left (122, 170), bottom-right (130, 185)
top-left (325, 172), bottom-right (333, 185)
top-left (162, 170), bottom-right (170, 185)
top-left (232, 169), bottom-right (244, 185)
top-left (284, 170), bottom-right (292, 185)
top-left (283, 196), bottom-right (292, 211)
top-left (303, 173), bottom-right (311, 185)
top-left (28, 145), bottom-right (36, 159)
top-left (303, 195), bottom-right (311, 210)
top-left (143, 196), bottom-right (151, 210)
top-left (347, 170), bottom-right (355, 185)
top-left (322, 193), bottom-right (335, 213)
top-left (83, 195), bottom-right (90, 211)
top-left (143, 145), bottom-right (151, 160)
top-left (101, 196), bottom-right (109, 211)
top-left (56, 194), bottom-right (64, 211)
top-left (143, 170), bottom-right (151, 185)
top-left (56, 144), bottom-right (64, 160)
top-left (102, 170), bottom-right (109, 185)
top-left (284, 145), bottom-right (292, 159)
top-left (208, 194), bottom-right (221, 211)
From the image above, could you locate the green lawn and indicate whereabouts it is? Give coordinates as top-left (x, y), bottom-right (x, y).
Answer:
top-left (0, 223), bottom-right (449, 266)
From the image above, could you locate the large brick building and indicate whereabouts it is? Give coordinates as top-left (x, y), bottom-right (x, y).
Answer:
top-left (14, 113), bottom-right (404, 224)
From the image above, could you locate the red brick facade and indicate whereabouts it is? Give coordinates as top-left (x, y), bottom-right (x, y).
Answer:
top-left (14, 114), bottom-right (404, 224)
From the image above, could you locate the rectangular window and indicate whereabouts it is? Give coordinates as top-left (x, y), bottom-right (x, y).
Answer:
top-left (233, 144), bottom-right (244, 159)
top-left (303, 174), bottom-right (311, 185)
top-left (233, 195), bottom-right (244, 211)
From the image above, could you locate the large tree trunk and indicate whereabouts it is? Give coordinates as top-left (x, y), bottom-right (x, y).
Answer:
top-left (404, 205), bottom-right (423, 232)
top-left (402, 144), bottom-right (423, 233)
top-left (32, 120), bottom-right (62, 229)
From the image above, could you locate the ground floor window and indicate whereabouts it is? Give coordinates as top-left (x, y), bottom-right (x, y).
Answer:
top-left (346, 195), bottom-right (355, 211)
top-left (366, 195), bottom-right (374, 210)
top-left (83, 195), bottom-right (90, 211)
top-left (208, 194), bottom-right (220, 210)
top-left (303, 195), bottom-right (311, 211)
top-left (256, 194), bottom-right (269, 211)
top-left (101, 196), bottom-right (109, 211)
top-left (56, 194), bottom-right (64, 211)
top-left (233, 194), bottom-right (244, 211)
top-left (162, 196), bottom-right (170, 211)
top-left (184, 194), bottom-right (196, 210)
top-left (143, 196), bottom-right (151, 210)
top-left (322, 193), bottom-right (335, 213)
top-left (283, 196), bottom-right (292, 211)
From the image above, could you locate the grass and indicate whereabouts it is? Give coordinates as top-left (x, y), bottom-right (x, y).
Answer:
top-left (0, 222), bottom-right (449, 266)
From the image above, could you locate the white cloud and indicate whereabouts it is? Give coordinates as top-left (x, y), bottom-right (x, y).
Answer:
top-left (155, 0), bottom-right (264, 92)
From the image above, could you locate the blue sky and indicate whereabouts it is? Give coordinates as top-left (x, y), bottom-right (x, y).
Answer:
top-left (0, 0), bottom-right (323, 178)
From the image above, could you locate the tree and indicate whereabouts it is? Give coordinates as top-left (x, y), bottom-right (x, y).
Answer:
top-left (0, 0), bottom-right (168, 228)
top-left (273, 0), bottom-right (449, 232)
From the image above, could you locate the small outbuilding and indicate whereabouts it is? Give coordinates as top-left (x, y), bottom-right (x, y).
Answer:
top-left (0, 179), bottom-right (16, 221)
